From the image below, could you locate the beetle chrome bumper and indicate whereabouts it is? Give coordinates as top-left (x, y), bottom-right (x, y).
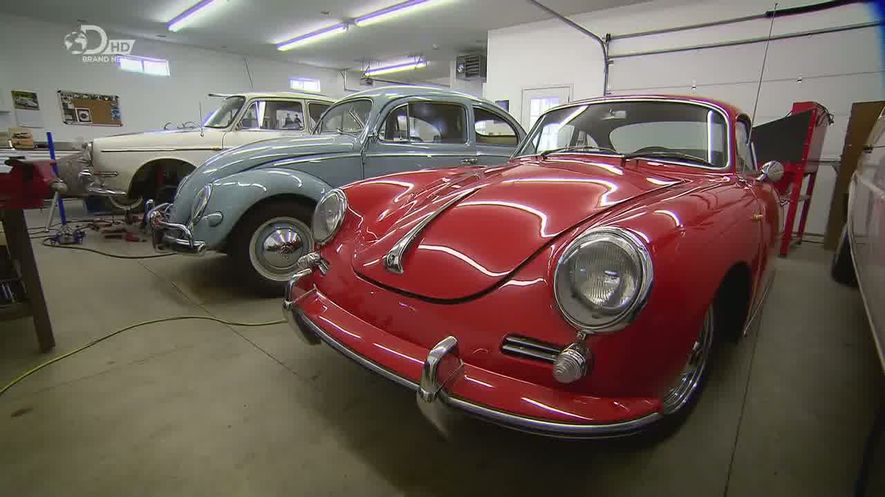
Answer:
top-left (283, 257), bottom-right (662, 439)
top-left (146, 201), bottom-right (206, 255)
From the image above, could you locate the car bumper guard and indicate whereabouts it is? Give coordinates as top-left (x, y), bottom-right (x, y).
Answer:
top-left (146, 200), bottom-right (207, 255)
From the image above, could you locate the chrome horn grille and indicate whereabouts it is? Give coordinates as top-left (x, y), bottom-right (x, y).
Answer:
top-left (501, 336), bottom-right (562, 363)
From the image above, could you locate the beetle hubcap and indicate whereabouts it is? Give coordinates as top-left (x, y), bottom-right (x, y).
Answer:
top-left (249, 217), bottom-right (313, 282)
top-left (662, 305), bottom-right (714, 414)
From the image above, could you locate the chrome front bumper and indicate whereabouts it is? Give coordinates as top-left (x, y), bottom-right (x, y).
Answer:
top-left (146, 201), bottom-right (207, 255)
top-left (282, 254), bottom-right (661, 439)
top-left (78, 167), bottom-right (127, 197)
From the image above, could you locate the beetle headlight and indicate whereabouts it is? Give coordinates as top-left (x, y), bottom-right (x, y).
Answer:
top-left (191, 184), bottom-right (211, 223)
top-left (312, 188), bottom-right (347, 244)
top-left (553, 227), bottom-right (653, 333)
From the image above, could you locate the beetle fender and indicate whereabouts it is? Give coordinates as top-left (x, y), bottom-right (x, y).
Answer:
top-left (191, 167), bottom-right (332, 249)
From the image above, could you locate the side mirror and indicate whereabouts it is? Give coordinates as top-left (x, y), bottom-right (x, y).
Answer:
top-left (757, 161), bottom-right (784, 183)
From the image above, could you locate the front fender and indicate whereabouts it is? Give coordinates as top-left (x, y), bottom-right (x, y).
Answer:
top-left (191, 168), bottom-right (332, 249)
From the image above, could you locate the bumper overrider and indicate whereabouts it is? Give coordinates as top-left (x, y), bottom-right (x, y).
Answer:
top-left (78, 167), bottom-right (127, 197)
top-left (283, 252), bottom-right (663, 439)
top-left (145, 200), bottom-right (207, 255)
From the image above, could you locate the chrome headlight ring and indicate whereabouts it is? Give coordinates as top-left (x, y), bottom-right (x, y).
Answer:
top-left (312, 188), bottom-right (348, 245)
top-left (553, 227), bottom-right (653, 334)
top-left (191, 184), bottom-right (212, 223)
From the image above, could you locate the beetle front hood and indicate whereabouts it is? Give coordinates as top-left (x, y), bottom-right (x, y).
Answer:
top-left (171, 134), bottom-right (359, 221)
top-left (351, 157), bottom-right (684, 301)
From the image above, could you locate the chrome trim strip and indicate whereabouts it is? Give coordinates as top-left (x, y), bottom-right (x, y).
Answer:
top-left (742, 268), bottom-right (775, 336)
top-left (846, 176), bottom-right (885, 368)
top-left (293, 308), bottom-right (420, 390)
top-left (364, 152), bottom-right (481, 158)
top-left (292, 311), bottom-right (663, 438)
top-left (514, 97), bottom-right (733, 170)
top-left (383, 188), bottom-right (476, 274)
top-left (102, 146), bottom-right (224, 153)
top-left (440, 393), bottom-right (661, 439)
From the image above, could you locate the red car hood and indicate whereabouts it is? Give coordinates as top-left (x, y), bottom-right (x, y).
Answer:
top-left (351, 156), bottom-right (685, 300)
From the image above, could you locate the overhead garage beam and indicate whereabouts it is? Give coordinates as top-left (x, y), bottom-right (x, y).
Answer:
top-left (608, 21), bottom-right (882, 59)
top-left (525, 0), bottom-right (610, 95)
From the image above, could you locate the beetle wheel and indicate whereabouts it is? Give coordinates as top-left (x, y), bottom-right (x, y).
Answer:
top-left (662, 305), bottom-right (715, 414)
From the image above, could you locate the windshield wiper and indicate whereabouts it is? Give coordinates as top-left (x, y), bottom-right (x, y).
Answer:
top-left (624, 151), bottom-right (717, 168)
top-left (539, 145), bottom-right (619, 159)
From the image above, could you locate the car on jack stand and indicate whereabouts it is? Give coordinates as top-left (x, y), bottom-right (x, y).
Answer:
top-left (78, 91), bottom-right (335, 210)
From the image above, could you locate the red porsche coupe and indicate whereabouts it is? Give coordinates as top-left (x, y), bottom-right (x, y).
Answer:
top-left (283, 95), bottom-right (783, 438)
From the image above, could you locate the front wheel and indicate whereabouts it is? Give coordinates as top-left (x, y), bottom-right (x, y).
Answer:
top-left (230, 200), bottom-right (315, 295)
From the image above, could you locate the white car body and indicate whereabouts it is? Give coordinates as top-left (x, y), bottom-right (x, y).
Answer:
top-left (80, 91), bottom-right (335, 203)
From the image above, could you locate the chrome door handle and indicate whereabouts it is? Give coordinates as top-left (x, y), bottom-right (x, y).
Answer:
top-left (461, 158), bottom-right (478, 165)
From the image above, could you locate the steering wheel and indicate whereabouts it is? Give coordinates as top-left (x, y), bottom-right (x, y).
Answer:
top-left (632, 146), bottom-right (673, 154)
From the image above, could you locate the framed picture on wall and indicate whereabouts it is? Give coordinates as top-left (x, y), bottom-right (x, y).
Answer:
top-left (58, 90), bottom-right (123, 126)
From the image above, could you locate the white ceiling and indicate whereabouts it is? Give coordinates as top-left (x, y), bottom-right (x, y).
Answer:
top-left (0, 0), bottom-right (646, 81)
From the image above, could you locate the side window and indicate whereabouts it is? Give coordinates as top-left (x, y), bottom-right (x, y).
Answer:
top-left (409, 102), bottom-right (466, 143)
top-left (380, 105), bottom-right (409, 142)
top-left (238, 102), bottom-right (259, 129)
top-left (239, 100), bottom-right (305, 130)
top-left (735, 121), bottom-right (755, 173)
top-left (308, 102), bottom-right (330, 128)
top-left (474, 108), bottom-right (519, 146)
top-left (379, 102), bottom-right (467, 144)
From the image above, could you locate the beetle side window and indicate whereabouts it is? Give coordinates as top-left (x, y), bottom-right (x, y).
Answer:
top-left (474, 108), bottom-right (519, 146)
top-left (410, 102), bottom-right (466, 143)
top-left (735, 121), bottom-right (755, 173)
top-left (379, 102), bottom-right (467, 144)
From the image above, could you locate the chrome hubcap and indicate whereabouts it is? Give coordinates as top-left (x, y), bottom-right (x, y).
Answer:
top-left (249, 217), bottom-right (313, 282)
top-left (662, 306), bottom-right (715, 414)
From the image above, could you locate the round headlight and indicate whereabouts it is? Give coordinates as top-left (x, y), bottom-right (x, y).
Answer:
top-left (553, 227), bottom-right (653, 333)
top-left (191, 184), bottom-right (211, 222)
top-left (312, 189), bottom-right (347, 244)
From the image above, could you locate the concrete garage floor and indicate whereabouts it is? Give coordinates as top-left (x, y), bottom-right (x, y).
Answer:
top-left (1, 204), bottom-right (882, 496)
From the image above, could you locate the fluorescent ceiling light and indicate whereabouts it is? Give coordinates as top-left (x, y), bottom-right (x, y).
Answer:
top-left (277, 24), bottom-right (347, 51)
top-left (365, 60), bottom-right (427, 77)
top-left (354, 0), bottom-right (432, 26)
top-left (168, 0), bottom-right (221, 32)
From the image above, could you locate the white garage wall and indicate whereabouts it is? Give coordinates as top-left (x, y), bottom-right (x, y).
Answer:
top-left (485, 0), bottom-right (884, 235)
top-left (0, 13), bottom-right (346, 145)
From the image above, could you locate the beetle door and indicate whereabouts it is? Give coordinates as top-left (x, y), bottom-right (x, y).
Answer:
top-left (363, 99), bottom-right (477, 178)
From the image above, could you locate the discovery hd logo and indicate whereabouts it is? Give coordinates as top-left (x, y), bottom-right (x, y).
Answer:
top-left (64, 25), bottom-right (135, 63)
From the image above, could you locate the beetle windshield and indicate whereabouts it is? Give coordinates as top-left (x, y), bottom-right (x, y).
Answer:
top-left (203, 96), bottom-right (245, 128)
top-left (316, 99), bottom-right (373, 136)
top-left (517, 101), bottom-right (729, 168)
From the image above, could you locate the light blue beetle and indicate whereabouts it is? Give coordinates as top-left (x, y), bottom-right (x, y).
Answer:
top-left (147, 85), bottom-right (525, 292)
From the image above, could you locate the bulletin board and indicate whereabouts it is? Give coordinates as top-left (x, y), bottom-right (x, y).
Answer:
top-left (58, 90), bottom-right (123, 126)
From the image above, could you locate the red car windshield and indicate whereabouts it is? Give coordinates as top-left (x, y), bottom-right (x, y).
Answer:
top-left (518, 101), bottom-right (729, 168)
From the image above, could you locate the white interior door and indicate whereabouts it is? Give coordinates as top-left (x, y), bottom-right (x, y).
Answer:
top-left (520, 86), bottom-right (572, 130)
